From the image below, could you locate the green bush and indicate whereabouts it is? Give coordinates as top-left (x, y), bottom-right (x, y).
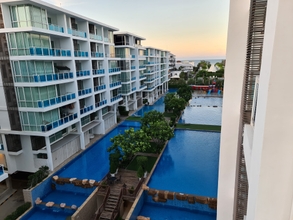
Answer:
top-left (137, 166), bottom-right (144, 178)
top-left (118, 106), bottom-right (129, 116)
top-left (5, 202), bottom-right (31, 220)
top-left (27, 166), bottom-right (49, 188)
top-left (143, 99), bottom-right (148, 104)
top-left (136, 156), bottom-right (148, 171)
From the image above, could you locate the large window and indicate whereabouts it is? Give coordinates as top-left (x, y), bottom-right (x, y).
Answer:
top-left (10, 5), bottom-right (47, 29)
top-left (20, 109), bottom-right (59, 131)
top-left (7, 32), bottom-right (50, 56)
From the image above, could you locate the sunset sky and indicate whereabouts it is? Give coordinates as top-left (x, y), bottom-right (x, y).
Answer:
top-left (43, 0), bottom-right (230, 60)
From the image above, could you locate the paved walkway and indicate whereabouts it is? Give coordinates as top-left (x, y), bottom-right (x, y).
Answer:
top-left (0, 189), bottom-right (24, 220)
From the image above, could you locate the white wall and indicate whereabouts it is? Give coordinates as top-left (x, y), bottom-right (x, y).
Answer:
top-left (217, 0), bottom-right (250, 219)
top-left (246, 0), bottom-right (293, 219)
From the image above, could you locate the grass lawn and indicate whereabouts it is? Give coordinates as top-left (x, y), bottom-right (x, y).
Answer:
top-left (126, 116), bottom-right (141, 121)
top-left (176, 123), bottom-right (221, 132)
top-left (126, 156), bottom-right (158, 173)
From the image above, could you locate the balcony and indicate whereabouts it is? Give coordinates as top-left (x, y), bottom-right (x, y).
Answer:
top-left (131, 55), bottom-right (135, 58)
top-left (108, 68), bottom-right (121, 73)
top-left (68, 28), bottom-right (87, 38)
top-left (140, 84), bottom-right (147, 89)
top-left (80, 105), bottom-right (94, 115)
top-left (40, 113), bottom-right (78, 132)
top-left (139, 75), bottom-right (146, 79)
top-left (109, 81), bottom-right (121, 88)
top-left (132, 87), bottom-right (136, 91)
top-left (131, 66), bottom-right (136, 70)
top-left (78, 88), bottom-right (92, 96)
top-left (14, 72), bottom-right (74, 83)
top-left (95, 100), bottom-right (107, 108)
top-left (131, 77), bottom-right (136, 81)
top-left (48, 24), bottom-right (64, 33)
top-left (89, 34), bottom-right (103, 41)
top-left (147, 86), bottom-right (155, 90)
top-left (111, 94), bottom-right (122, 102)
top-left (92, 69), bottom-right (105, 75)
top-left (145, 78), bottom-right (155, 82)
top-left (104, 37), bottom-right (109, 42)
top-left (76, 70), bottom-right (90, 77)
top-left (94, 84), bottom-right (106, 92)
top-left (91, 52), bottom-right (104, 58)
top-left (139, 65), bottom-right (146, 69)
top-left (74, 50), bottom-right (89, 57)
top-left (18, 93), bottom-right (76, 108)
top-left (27, 47), bottom-right (71, 57)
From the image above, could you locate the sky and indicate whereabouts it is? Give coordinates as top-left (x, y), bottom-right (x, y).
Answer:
top-left (43, 0), bottom-right (230, 60)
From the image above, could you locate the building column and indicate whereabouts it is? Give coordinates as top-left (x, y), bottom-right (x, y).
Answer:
top-left (45, 137), bottom-right (54, 171)
top-left (77, 122), bottom-right (85, 150)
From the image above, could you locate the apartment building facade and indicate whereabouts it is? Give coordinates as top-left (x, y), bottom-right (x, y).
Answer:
top-left (0, 0), bottom-right (172, 182)
top-left (218, 0), bottom-right (293, 219)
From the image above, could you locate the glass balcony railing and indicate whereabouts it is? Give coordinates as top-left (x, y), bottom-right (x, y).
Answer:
top-left (145, 78), bottom-right (155, 82)
top-left (131, 55), bottom-right (135, 58)
top-left (68, 28), bottom-right (87, 38)
top-left (131, 66), bottom-right (136, 70)
top-left (95, 99), bottom-right (107, 108)
top-left (27, 47), bottom-right (71, 57)
top-left (147, 86), bottom-right (155, 90)
top-left (139, 75), bottom-right (146, 79)
top-left (78, 88), bottom-right (92, 96)
top-left (132, 87), bottom-right (136, 91)
top-left (110, 94), bottom-right (122, 102)
top-left (74, 50), bottom-right (89, 57)
top-left (18, 93), bottom-right (76, 108)
top-left (48, 24), bottom-right (64, 33)
top-left (104, 37), bottom-right (109, 42)
top-left (91, 52), bottom-right (104, 58)
top-left (109, 81), bottom-right (121, 88)
top-left (22, 113), bottom-right (78, 132)
top-left (40, 113), bottom-right (78, 132)
top-left (14, 72), bottom-right (74, 83)
top-left (76, 70), bottom-right (90, 77)
top-left (94, 84), bottom-right (106, 92)
top-left (108, 68), bottom-right (121, 73)
top-left (80, 105), bottom-right (94, 115)
top-left (89, 34), bottom-right (103, 41)
top-left (92, 69), bottom-right (105, 75)
top-left (139, 65), bottom-right (146, 69)
top-left (140, 84), bottom-right (146, 89)
top-left (131, 77), bottom-right (136, 81)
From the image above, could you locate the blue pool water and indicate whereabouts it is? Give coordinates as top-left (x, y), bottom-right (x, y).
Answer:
top-left (148, 130), bottom-right (220, 197)
top-left (179, 107), bottom-right (222, 125)
top-left (139, 203), bottom-right (216, 220)
top-left (22, 121), bottom-right (141, 220)
top-left (134, 96), bottom-right (165, 117)
top-left (190, 96), bottom-right (222, 107)
top-left (56, 121), bottom-right (141, 180)
top-left (22, 205), bottom-right (75, 220)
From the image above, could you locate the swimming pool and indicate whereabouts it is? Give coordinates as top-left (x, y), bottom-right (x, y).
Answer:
top-left (148, 130), bottom-right (220, 197)
top-left (134, 96), bottom-right (165, 117)
top-left (179, 107), bottom-right (222, 125)
top-left (190, 96), bottom-right (222, 107)
top-left (56, 121), bottom-right (141, 180)
top-left (22, 121), bottom-right (141, 220)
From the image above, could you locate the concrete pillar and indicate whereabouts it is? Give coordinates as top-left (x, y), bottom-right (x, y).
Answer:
top-left (45, 137), bottom-right (54, 171)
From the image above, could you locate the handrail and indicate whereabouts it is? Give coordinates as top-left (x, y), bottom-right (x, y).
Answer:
top-left (95, 185), bottom-right (110, 220)
top-left (134, 178), bottom-right (145, 196)
top-left (110, 189), bottom-right (123, 220)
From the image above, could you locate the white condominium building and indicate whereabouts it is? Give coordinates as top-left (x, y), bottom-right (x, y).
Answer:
top-left (0, 0), bottom-right (173, 182)
top-left (218, 0), bottom-right (293, 220)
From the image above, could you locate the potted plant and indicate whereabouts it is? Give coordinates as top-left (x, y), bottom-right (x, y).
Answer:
top-left (109, 161), bottom-right (117, 177)
top-left (137, 166), bottom-right (144, 180)
top-left (128, 186), bottom-right (135, 195)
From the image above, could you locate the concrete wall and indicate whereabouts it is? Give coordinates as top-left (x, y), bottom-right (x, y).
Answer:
top-left (217, 0), bottom-right (250, 219)
top-left (246, 0), bottom-right (293, 219)
top-left (72, 187), bottom-right (99, 220)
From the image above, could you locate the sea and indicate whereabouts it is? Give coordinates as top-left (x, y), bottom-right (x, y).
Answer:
top-left (178, 59), bottom-right (225, 72)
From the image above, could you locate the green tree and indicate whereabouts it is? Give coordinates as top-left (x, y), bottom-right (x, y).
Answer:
top-left (141, 110), bottom-right (165, 128)
top-left (164, 93), bottom-right (176, 112)
top-left (108, 128), bottom-right (151, 160)
top-left (177, 85), bottom-right (192, 102)
top-left (27, 166), bottom-right (49, 188)
top-left (142, 120), bottom-right (174, 152)
top-left (187, 78), bottom-right (196, 85)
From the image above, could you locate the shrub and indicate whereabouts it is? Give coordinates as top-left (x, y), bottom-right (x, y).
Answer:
top-left (118, 106), bottom-right (129, 116)
top-left (137, 166), bottom-right (144, 178)
top-left (4, 202), bottom-right (31, 220)
top-left (27, 166), bottom-right (49, 188)
top-left (136, 156), bottom-right (148, 171)
top-left (143, 99), bottom-right (148, 104)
